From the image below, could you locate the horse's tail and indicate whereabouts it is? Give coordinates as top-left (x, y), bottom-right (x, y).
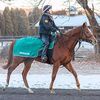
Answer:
top-left (2, 40), bottom-right (15, 69)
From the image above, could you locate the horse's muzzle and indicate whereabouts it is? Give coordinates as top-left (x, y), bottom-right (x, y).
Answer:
top-left (91, 39), bottom-right (97, 45)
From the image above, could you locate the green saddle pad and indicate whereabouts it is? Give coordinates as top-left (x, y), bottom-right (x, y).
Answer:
top-left (13, 36), bottom-right (55, 58)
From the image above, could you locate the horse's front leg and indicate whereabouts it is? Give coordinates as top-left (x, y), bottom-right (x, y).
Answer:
top-left (49, 61), bottom-right (60, 94)
top-left (22, 59), bottom-right (33, 93)
top-left (63, 62), bottom-right (80, 90)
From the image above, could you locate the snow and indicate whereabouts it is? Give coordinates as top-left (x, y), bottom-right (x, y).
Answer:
top-left (0, 74), bottom-right (100, 89)
top-left (75, 41), bottom-right (94, 49)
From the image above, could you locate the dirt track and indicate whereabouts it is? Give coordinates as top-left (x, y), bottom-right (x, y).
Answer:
top-left (0, 88), bottom-right (100, 100)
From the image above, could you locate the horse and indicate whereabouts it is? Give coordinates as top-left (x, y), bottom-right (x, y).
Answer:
top-left (2, 22), bottom-right (97, 93)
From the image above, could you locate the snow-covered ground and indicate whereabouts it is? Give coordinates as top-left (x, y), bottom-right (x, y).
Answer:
top-left (0, 74), bottom-right (100, 89)
top-left (75, 41), bottom-right (94, 49)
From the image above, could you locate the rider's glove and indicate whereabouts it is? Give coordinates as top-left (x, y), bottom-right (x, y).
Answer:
top-left (57, 29), bottom-right (62, 36)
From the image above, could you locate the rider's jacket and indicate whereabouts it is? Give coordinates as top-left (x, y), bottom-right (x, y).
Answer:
top-left (39, 13), bottom-right (59, 35)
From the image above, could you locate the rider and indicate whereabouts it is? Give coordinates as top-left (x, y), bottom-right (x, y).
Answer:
top-left (39, 5), bottom-right (61, 63)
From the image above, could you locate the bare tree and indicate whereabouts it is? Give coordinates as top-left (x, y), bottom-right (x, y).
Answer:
top-left (76, 0), bottom-right (100, 33)
top-left (27, 0), bottom-right (45, 7)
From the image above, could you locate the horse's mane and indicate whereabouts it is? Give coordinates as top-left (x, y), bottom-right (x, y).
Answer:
top-left (63, 26), bottom-right (81, 37)
top-left (57, 26), bottom-right (82, 46)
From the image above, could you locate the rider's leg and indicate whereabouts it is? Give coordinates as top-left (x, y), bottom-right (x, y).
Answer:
top-left (41, 34), bottom-right (50, 62)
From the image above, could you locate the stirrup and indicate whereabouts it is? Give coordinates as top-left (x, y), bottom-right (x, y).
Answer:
top-left (41, 56), bottom-right (47, 63)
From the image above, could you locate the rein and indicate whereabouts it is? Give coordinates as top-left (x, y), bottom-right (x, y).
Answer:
top-left (75, 27), bottom-right (83, 52)
top-left (75, 40), bottom-right (82, 52)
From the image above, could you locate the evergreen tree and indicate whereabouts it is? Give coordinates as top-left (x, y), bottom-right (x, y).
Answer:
top-left (28, 7), bottom-right (42, 35)
top-left (17, 9), bottom-right (30, 35)
top-left (0, 13), bottom-right (5, 36)
top-left (3, 7), bottom-right (14, 36)
top-left (11, 8), bottom-right (19, 36)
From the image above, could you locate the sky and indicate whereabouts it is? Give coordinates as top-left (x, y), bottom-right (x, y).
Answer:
top-left (43, 0), bottom-right (68, 10)
top-left (0, 0), bottom-right (74, 10)
top-left (0, 0), bottom-right (100, 11)
top-left (38, 0), bottom-right (81, 11)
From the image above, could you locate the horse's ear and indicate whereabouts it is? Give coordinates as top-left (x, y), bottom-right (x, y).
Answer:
top-left (83, 22), bottom-right (87, 28)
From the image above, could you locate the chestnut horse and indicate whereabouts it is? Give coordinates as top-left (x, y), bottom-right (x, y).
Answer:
top-left (2, 23), bottom-right (96, 93)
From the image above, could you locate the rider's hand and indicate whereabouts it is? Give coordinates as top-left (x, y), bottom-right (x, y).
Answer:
top-left (57, 28), bottom-right (61, 32)
top-left (56, 31), bottom-right (61, 37)
top-left (57, 29), bottom-right (62, 36)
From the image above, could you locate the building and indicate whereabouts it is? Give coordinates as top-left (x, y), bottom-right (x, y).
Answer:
top-left (35, 15), bottom-right (100, 33)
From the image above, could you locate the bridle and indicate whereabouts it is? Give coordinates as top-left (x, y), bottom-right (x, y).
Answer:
top-left (80, 26), bottom-right (93, 39)
top-left (75, 26), bottom-right (93, 52)
top-left (58, 26), bottom-right (94, 52)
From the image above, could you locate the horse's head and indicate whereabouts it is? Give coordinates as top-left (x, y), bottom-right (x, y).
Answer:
top-left (80, 22), bottom-right (97, 45)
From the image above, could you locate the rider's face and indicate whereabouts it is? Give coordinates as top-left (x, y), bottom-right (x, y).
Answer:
top-left (48, 9), bottom-right (52, 14)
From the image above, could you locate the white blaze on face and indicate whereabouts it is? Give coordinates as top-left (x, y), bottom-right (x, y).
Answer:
top-left (87, 27), bottom-right (97, 45)
top-left (88, 28), bottom-right (93, 35)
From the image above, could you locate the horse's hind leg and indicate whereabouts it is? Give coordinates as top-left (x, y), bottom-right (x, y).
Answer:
top-left (49, 61), bottom-right (60, 94)
top-left (22, 59), bottom-right (33, 93)
top-left (3, 58), bottom-right (21, 90)
top-left (63, 62), bottom-right (80, 90)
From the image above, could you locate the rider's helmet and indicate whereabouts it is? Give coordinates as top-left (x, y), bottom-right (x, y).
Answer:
top-left (43, 5), bottom-right (52, 13)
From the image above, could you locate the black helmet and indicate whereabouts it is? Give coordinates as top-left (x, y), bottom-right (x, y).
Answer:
top-left (43, 5), bottom-right (52, 12)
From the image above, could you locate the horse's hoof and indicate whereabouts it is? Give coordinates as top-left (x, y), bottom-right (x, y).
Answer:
top-left (29, 90), bottom-right (34, 94)
top-left (77, 87), bottom-right (81, 91)
top-left (28, 88), bottom-right (34, 94)
top-left (2, 87), bottom-right (6, 91)
top-left (3, 84), bottom-right (8, 91)
top-left (50, 90), bottom-right (55, 94)
top-left (2, 88), bottom-right (5, 91)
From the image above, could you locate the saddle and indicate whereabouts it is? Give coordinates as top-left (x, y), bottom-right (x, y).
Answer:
top-left (13, 36), bottom-right (56, 63)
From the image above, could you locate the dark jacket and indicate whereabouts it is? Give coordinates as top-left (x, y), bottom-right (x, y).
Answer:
top-left (39, 13), bottom-right (59, 35)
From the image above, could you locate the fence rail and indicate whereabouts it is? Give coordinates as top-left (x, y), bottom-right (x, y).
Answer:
top-left (0, 36), bottom-right (30, 41)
